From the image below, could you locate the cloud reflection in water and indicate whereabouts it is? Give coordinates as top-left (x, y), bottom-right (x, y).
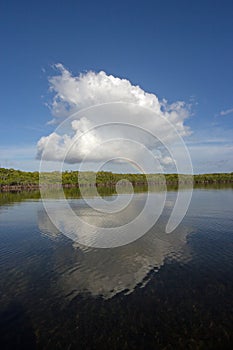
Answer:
top-left (38, 194), bottom-right (192, 299)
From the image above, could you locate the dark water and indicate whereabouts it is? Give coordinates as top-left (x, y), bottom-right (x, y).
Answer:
top-left (0, 185), bottom-right (233, 349)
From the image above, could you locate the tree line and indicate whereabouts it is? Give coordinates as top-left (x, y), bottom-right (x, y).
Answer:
top-left (0, 167), bottom-right (232, 189)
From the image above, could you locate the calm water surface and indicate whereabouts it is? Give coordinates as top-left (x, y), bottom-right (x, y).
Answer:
top-left (0, 186), bottom-right (233, 349)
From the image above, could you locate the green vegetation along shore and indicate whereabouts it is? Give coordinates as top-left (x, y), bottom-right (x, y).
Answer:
top-left (0, 167), bottom-right (232, 191)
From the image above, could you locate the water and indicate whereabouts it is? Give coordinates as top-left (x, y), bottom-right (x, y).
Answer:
top-left (0, 186), bottom-right (233, 349)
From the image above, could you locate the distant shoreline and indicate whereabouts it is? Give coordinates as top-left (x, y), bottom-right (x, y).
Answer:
top-left (0, 167), bottom-right (232, 192)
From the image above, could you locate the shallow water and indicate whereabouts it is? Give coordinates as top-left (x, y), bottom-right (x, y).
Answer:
top-left (0, 185), bottom-right (233, 349)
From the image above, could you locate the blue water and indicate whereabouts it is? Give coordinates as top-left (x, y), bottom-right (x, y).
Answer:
top-left (0, 186), bottom-right (232, 349)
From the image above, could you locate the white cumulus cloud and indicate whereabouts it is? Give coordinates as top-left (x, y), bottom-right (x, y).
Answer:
top-left (37, 64), bottom-right (191, 171)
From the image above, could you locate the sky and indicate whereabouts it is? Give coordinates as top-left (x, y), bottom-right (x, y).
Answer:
top-left (0, 0), bottom-right (233, 173)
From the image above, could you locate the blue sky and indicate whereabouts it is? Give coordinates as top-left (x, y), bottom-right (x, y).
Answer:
top-left (0, 0), bottom-right (232, 173)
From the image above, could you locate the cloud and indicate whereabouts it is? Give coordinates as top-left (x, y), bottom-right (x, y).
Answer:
top-left (37, 64), bottom-right (191, 170)
top-left (220, 108), bottom-right (233, 116)
top-left (187, 143), bottom-right (233, 173)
